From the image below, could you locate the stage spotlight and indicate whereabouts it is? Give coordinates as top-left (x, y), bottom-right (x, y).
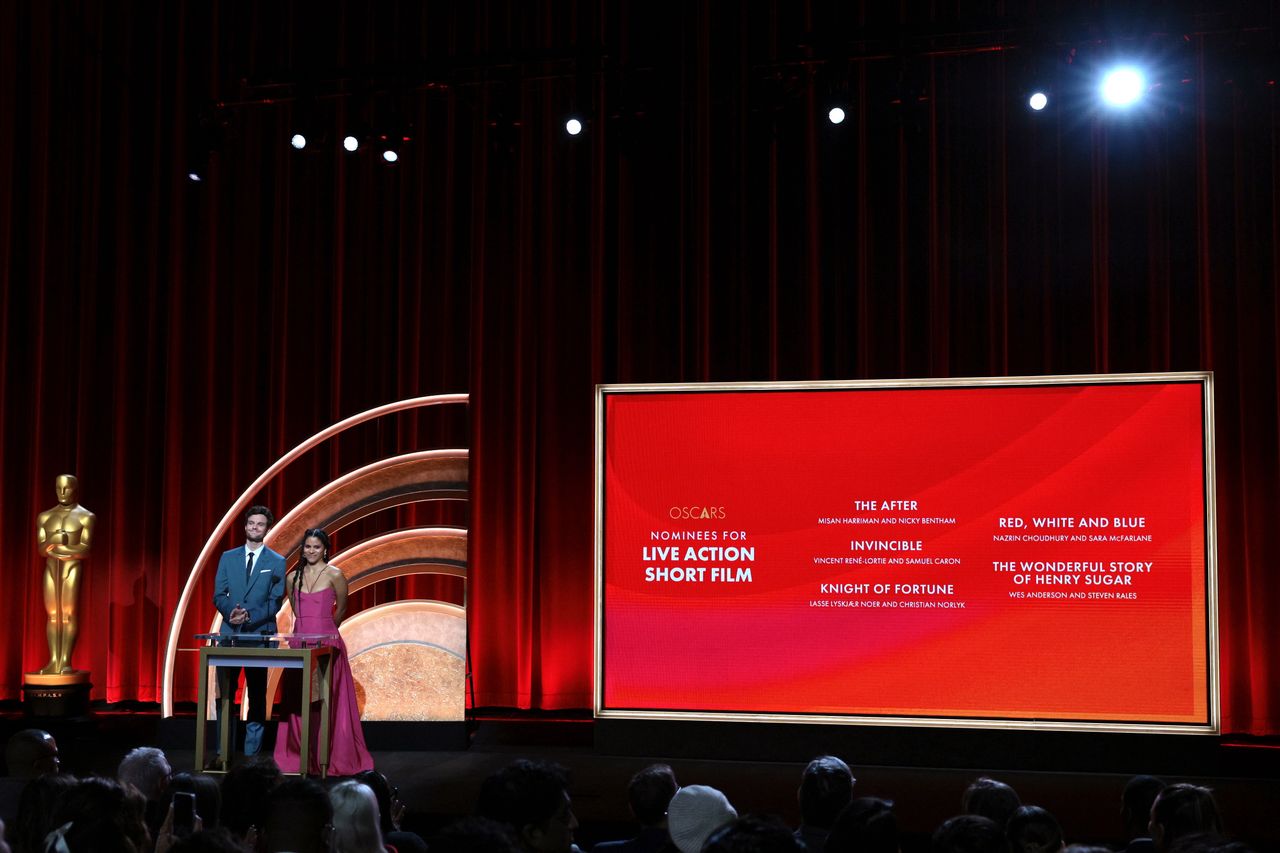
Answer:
top-left (1028, 91), bottom-right (1049, 111)
top-left (1100, 66), bottom-right (1145, 107)
top-left (343, 135), bottom-right (359, 152)
top-left (186, 148), bottom-right (210, 183)
top-left (565, 117), bottom-right (583, 136)
top-left (290, 133), bottom-right (307, 150)
top-left (382, 148), bottom-right (399, 163)
top-left (828, 106), bottom-right (847, 125)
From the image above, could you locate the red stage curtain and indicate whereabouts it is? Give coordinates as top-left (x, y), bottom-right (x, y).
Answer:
top-left (0, 2), bottom-right (1276, 735)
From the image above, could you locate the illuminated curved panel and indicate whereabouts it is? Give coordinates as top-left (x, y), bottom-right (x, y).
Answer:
top-left (332, 527), bottom-right (467, 593)
top-left (344, 601), bottom-right (466, 721)
top-left (271, 451), bottom-right (467, 562)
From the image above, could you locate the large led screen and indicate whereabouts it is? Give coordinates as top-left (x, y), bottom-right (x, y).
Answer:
top-left (596, 374), bottom-right (1218, 732)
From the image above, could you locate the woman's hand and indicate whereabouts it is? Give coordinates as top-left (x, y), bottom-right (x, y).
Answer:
top-left (154, 802), bottom-right (204, 853)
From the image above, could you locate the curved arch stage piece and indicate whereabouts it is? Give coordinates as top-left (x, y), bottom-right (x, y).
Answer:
top-left (161, 394), bottom-right (469, 718)
top-left (269, 452), bottom-right (469, 562)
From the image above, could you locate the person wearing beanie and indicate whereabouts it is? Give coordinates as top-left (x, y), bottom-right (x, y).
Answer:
top-left (666, 786), bottom-right (737, 853)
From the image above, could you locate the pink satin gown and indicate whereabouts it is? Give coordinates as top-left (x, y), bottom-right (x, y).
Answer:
top-left (273, 586), bottom-right (374, 775)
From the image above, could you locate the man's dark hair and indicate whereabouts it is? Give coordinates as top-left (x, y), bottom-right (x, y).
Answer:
top-left (219, 755), bottom-right (281, 838)
top-left (12, 772), bottom-right (77, 853)
top-left (1151, 785), bottom-right (1223, 852)
top-left (353, 769), bottom-right (396, 834)
top-left (168, 771), bottom-right (223, 831)
top-left (628, 764), bottom-right (679, 826)
top-left (798, 755), bottom-right (855, 829)
top-left (1166, 835), bottom-right (1248, 853)
top-left (1122, 776), bottom-right (1167, 839)
top-left (477, 759), bottom-right (570, 833)
top-left (262, 778), bottom-right (332, 853)
top-left (49, 776), bottom-right (151, 853)
top-left (933, 815), bottom-right (1007, 853)
top-left (703, 815), bottom-right (805, 853)
top-left (826, 797), bottom-right (899, 853)
top-left (1007, 806), bottom-right (1064, 853)
top-left (961, 778), bottom-right (1022, 827)
top-left (244, 505), bottom-right (275, 526)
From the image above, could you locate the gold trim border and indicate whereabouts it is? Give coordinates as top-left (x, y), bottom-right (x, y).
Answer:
top-left (594, 372), bottom-right (1220, 736)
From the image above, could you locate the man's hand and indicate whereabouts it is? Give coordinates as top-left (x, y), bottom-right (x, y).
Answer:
top-left (229, 605), bottom-right (249, 626)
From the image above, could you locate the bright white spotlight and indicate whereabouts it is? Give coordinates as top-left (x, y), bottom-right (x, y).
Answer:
top-left (565, 117), bottom-right (583, 136)
top-left (828, 106), bottom-right (846, 125)
top-left (1028, 91), bottom-right (1048, 111)
top-left (382, 149), bottom-right (399, 163)
top-left (343, 135), bottom-right (359, 152)
top-left (1100, 66), bottom-right (1145, 107)
top-left (290, 133), bottom-right (307, 150)
top-left (187, 172), bottom-right (203, 183)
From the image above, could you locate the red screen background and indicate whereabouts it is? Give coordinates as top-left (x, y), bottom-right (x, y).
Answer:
top-left (600, 380), bottom-right (1211, 726)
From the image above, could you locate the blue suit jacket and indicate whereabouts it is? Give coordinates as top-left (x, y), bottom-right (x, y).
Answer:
top-left (213, 545), bottom-right (286, 638)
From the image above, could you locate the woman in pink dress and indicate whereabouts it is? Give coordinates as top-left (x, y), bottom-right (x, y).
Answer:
top-left (274, 528), bottom-right (374, 775)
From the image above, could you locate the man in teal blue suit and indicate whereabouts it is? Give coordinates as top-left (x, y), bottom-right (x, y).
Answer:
top-left (212, 504), bottom-right (287, 758)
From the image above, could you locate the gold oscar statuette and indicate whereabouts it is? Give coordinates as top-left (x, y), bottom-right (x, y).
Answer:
top-left (28, 474), bottom-right (95, 685)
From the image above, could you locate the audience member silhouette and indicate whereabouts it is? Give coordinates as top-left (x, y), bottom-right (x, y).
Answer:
top-left (166, 772), bottom-right (222, 832)
top-left (219, 755), bottom-right (281, 846)
top-left (118, 746), bottom-right (173, 841)
top-left (260, 778), bottom-right (333, 853)
top-left (46, 777), bottom-right (151, 853)
top-left (329, 780), bottom-right (385, 853)
top-left (1007, 806), bottom-right (1065, 853)
top-left (825, 797), bottom-right (899, 853)
top-left (3, 732), bottom-right (60, 779)
top-left (933, 815), bottom-right (1006, 853)
top-left (478, 759), bottom-right (580, 853)
top-left (166, 827), bottom-right (251, 853)
top-left (431, 817), bottom-right (521, 853)
top-left (1165, 836), bottom-right (1253, 853)
top-left (0, 731), bottom-right (61, 830)
top-left (961, 779), bottom-right (1022, 827)
top-left (794, 756), bottom-right (855, 851)
top-left (353, 769), bottom-right (427, 853)
top-left (10, 773), bottom-right (75, 853)
top-left (667, 785), bottom-right (737, 853)
top-left (117, 747), bottom-right (171, 798)
top-left (594, 764), bottom-right (679, 853)
top-left (1121, 776), bottom-right (1167, 853)
top-left (704, 815), bottom-right (805, 853)
top-left (1149, 785), bottom-right (1223, 853)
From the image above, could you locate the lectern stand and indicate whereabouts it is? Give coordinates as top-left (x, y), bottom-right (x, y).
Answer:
top-left (194, 634), bottom-right (335, 777)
